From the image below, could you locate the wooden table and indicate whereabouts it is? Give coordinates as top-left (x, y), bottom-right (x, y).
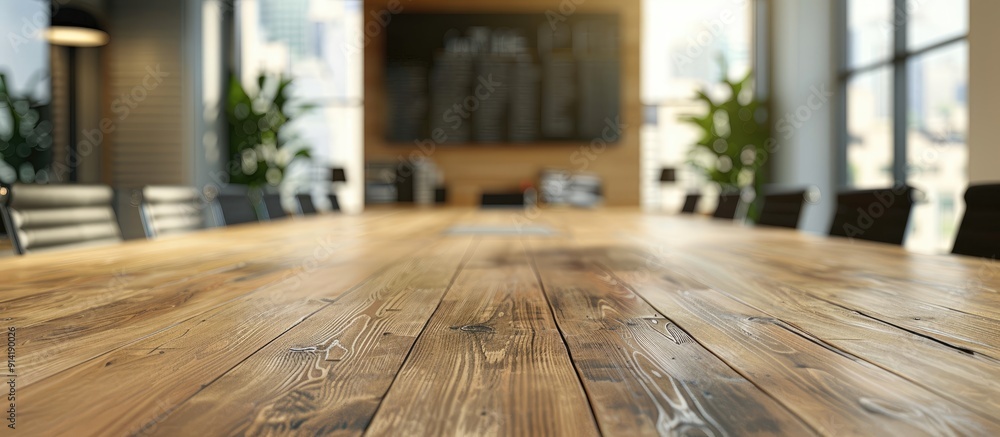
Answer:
top-left (0, 238), bottom-right (11, 257)
top-left (4, 209), bottom-right (1000, 436)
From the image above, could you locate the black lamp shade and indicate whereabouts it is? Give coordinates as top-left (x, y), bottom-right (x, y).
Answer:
top-left (47, 7), bottom-right (109, 47)
top-left (330, 168), bottom-right (347, 183)
top-left (659, 168), bottom-right (677, 183)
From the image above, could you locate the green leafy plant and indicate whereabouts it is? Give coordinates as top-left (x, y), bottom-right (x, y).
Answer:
top-left (681, 69), bottom-right (770, 197)
top-left (226, 72), bottom-right (313, 188)
top-left (0, 72), bottom-right (52, 184)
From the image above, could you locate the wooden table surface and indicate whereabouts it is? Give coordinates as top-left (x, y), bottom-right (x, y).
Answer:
top-left (4, 209), bottom-right (1000, 436)
top-left (0, 238), bottom-right (11, 257)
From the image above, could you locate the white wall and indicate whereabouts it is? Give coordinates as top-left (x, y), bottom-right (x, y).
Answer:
top-left (969, 0), bottom-right (1000, 184)
top-left (768, 0), bottom-right (837, 234)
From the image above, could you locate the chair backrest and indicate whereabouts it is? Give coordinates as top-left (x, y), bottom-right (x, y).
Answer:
top-left (829, 185), bottom-right (915, 245)
top-left (953, 184), bottom-right (1000, 258)
top-left (215, 193), bottom-right (260, 226)
top-left (481, 192), bottom-right (525, 208)
top-left (296, 194), bottom-right (317, 215)
top-left (712, 192), bottom-right (741, 220)
top-left (680, 194), bottom-right (701, 214)
top-left (757, 190), bottom-right (808, 229)
top-left (140, 186), bottom-right (205, 238)
top-left (327, 194), bottom-right (341, 212)
top-left (262, 193), bottom-right (287, 220)
top-left (0, 184), bottom-right (122, 255)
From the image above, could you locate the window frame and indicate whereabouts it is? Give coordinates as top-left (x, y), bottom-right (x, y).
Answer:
top-left (837, 0), bottom-right (969, 188)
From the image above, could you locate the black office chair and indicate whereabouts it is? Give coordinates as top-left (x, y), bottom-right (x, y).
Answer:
top-left (712, 192), bottom-right (741, 220)
top-left (296, 194), bottom-right (318, 215)
top-left (215, 193), bottom-right (260, 226)
top-left (262, 194), bottom-right (287, 220)
top-left (481, 192), bottom-right (525, 208)
top-left (140, 186), bottom-right (206, 238)
top-left (0, 183), bottom-right (123, 255)
top-left (327, 194), bottom-right (341, 212)
top-left (680, 194), bottom-right (701, 214)
top-left (952, 184), bottom-right (1000, 259)
top-left (757, 190), bottom-right (808, 229)
top-left (829, 185), bottom-right (915, 245)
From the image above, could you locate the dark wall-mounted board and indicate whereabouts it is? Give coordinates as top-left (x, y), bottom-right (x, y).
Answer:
top-left (383, 13), bottom-right (621, 146)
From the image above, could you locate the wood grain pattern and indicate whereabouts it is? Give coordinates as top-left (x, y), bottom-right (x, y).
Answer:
top-left (602, 223), bottom-right (1000, 422)
top-left (365, 240), bottom-right (600, 436)
top-left (19, 284), bottom-right (328, 436)
top-left (145, 238), bottom-right (473, 436)
top-left (530, 244), bottom-right (815, 436)
top-left (16, 252), bottom-right (353, 386)
top-left (611, 265), bottom-right (1000, 436)
top-left (6, 209), bottom-right (1000, 436)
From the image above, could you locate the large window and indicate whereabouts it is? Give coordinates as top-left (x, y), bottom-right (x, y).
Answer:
top-left (641, 0), bottom-right (753, 211)
top-left (841, 0), bottom-right (968, 253)
top-left (0, 0), bottom-right (51, 183)
top-left (238, 0), bottom-right (363, 212)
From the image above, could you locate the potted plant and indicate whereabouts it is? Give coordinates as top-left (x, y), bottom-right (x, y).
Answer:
top-left (225, 73), bottom-right (313, 192)
top-left (0, 72), bottom-right (52, 184)
top-left (681, 67), bottom-right (770, 219)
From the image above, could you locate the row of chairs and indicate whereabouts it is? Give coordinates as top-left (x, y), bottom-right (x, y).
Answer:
top-left (682, 184), bottom-right (999, 259)
top-left (209, 191), bottom-right (331, 227)
top-left (0, 183), bottom-right (338, 255)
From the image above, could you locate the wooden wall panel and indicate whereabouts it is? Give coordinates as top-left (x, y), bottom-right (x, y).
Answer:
top-left (107, 0), bottom-right (188, 188)
top-left (363, 0), bottom-right (642, 206)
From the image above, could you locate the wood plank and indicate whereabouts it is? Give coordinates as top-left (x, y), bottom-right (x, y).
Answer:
top-left (16, 260), bottom-right (299, 387)
top-left (633, 217), bottom-right (1000, 323)
top-left (15, 231), bottom-right (431, 387)
top-left (463, 237), bottom-right (534, 268)
top-left (6, 209), bottom-right (1000, 436)
top-left (0, 210), bottom-right (406, 301)
top-left (617, 267), bottom-right (1000, 436)
top-left (18, 281), bottom-right (328, 436)
top-left (143, 238), bottom-right (473, 436)
top-left (3, 247), bottom-right (312, 329)
top-left (727, 240), bottom-right (1000, 323)
top-left (365, 241), bottom-right (600, 436)
top-left (530, 246), bottom-right (816, 436)
top-left (606, 215), bottom-right (1000, 356)
top-left (820, 286), bottom-right (1000, 359)
top-left (597, 231), bottom-right (1000, 423)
